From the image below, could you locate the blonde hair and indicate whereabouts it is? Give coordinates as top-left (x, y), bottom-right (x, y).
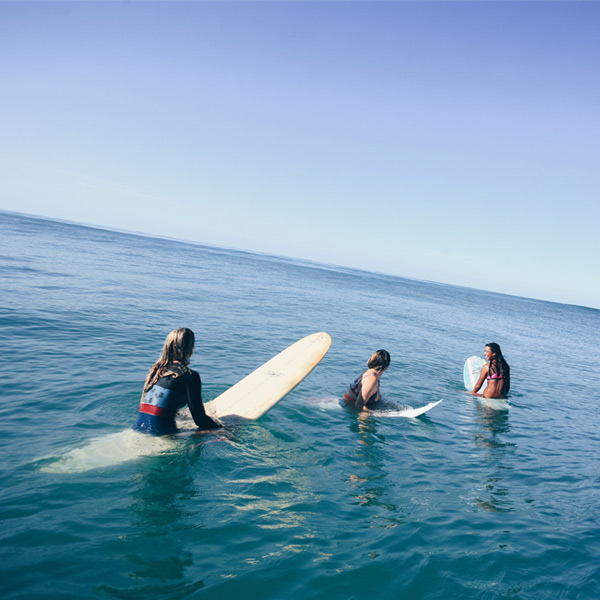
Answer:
top-left (142, 328), bottom-right (195, 398)
top-left (367, 349), bottom-right (391, 372)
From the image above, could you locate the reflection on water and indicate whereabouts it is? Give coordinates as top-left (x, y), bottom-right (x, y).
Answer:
top-left (471, 403), bottom-right (515, 513)
top-left (95, 446), bottom-right (206, 599)
top-left (224, 478), bottom-right (312, 532)
top-left (96, 579), bottom-right (205, 600)
top-left (475, 403), bottom-right (511, 437)
top-left (346, 412), bottom-right (404, 528)
top-left (474, 475), bottom-right (513, 513)
top-left (218, 424), bottom-right (321, 533)
top-left (129, 454), bottom-right (199, 528)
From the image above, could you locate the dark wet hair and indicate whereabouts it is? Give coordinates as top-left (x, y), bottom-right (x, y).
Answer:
top-left (367, 349), bottom-right (391, 372)
top-left (486, 342), bottom-right (510, 396)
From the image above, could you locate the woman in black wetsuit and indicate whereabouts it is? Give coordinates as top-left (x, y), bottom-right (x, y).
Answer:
top-left (133, 328), bottom-right (221, 435)
top-left (344, 349), bottom-right (391, 411)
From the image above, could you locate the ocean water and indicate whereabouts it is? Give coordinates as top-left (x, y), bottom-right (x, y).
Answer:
top-left (1, 210), bottom-right (599, 599)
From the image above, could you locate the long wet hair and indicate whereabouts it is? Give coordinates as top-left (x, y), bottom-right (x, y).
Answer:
top-left (367, 349), bottom-right (391, 373)
top-left (486, 342), bottom-right (510, 396)
top-left (142, 328), bottom-right (195, 398)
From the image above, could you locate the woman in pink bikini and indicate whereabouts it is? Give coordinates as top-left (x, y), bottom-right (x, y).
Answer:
top-left (472, 342), bottom-right (510, 398)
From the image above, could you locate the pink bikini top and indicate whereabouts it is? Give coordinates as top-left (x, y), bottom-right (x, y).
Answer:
top-left (487, 359), bottom-right (505, 380)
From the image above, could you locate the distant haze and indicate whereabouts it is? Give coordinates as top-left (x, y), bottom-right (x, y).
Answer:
top-left (1, 2), bottom-right (598, 309)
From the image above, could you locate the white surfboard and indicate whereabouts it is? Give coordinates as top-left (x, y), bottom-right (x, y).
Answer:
top-left (463, 355), bottom-right (509, 410)
top-left (39, 332), bottom-right (331, 473)
top-left (475, 396), bottom-right (509, 411)
top-left (464, 355), bottom-right (487, 392)
top-left (206, 332), bottom-right (332, 419)
top-left (372, 399), bottom-right (443, 418)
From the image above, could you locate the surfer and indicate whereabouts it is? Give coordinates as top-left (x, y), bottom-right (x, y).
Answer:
top-left (471, 343), bottom-right (510, 398)
top-left (133, 328), bottom-right (222, 435)
top-left (344, 349), bottom-right (391, 411)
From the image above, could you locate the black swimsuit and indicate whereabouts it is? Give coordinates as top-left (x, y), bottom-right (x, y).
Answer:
top-left (344, 373), bottom-right (379, 408)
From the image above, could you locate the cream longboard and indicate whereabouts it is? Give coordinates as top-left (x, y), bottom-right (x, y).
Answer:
top-left (39, 333), bottom-right (331, 473)
top-left (38, 430), bottom-right (177, 474)
top-left (206, 332), bottom-right (332, 419)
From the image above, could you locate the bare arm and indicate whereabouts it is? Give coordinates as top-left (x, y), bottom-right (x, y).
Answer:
top-left (359, 372), bottom-right (378, 410)
top-left (471, 363), bottom-right (489, 395)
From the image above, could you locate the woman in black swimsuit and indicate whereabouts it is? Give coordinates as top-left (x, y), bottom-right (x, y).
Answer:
top-left (344, 350), bottom-right (391, 411)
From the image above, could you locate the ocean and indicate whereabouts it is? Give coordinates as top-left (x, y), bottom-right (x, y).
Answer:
top-left (1, 210), bottom-right (599, 599)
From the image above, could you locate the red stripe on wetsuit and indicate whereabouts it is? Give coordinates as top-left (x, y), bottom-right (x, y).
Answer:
top-left (139, 403), bottom-right (167, 417)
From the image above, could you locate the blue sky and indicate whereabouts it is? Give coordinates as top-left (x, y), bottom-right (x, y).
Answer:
top-left (1, 2), bottom-right (599, 309)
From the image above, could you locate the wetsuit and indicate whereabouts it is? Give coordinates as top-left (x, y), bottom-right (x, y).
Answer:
top-left (344, 372), bottom-right (380, 409)
top-left (133, 364), bottom-right (221, 436)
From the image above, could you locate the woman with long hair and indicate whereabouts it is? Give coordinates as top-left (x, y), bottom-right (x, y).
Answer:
top-left (133, 328), bottom-right (221, 435)
top-left (344, 349), bottom-right (391, 411)
top-left (471, 342), bottom-right (510, 399)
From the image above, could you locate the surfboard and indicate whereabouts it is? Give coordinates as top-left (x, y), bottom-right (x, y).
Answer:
top-left (463, 356), bottom-right (509, 410)
top-left (206, 331), bottom-right (332, 419)
top-left (464, 355), bottom-right (487, 392)
top-left (38, 430), bottom-right (178, 474)
top-left (372, 399), bottom-right (443, 418)
top-left (38, 332), bottom-right (331, 473)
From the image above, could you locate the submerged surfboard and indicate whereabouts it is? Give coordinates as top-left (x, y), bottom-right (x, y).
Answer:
top-left (463, 355), bottom-right (509, 410)
top-left (39, 332), bottom-right (331, 473)
top-left (38, 430), bottom-right (178, 474)
top-left (206, 331), bottom-right (332, 419)
top-left (372, 399), bottom-right (443, 418)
